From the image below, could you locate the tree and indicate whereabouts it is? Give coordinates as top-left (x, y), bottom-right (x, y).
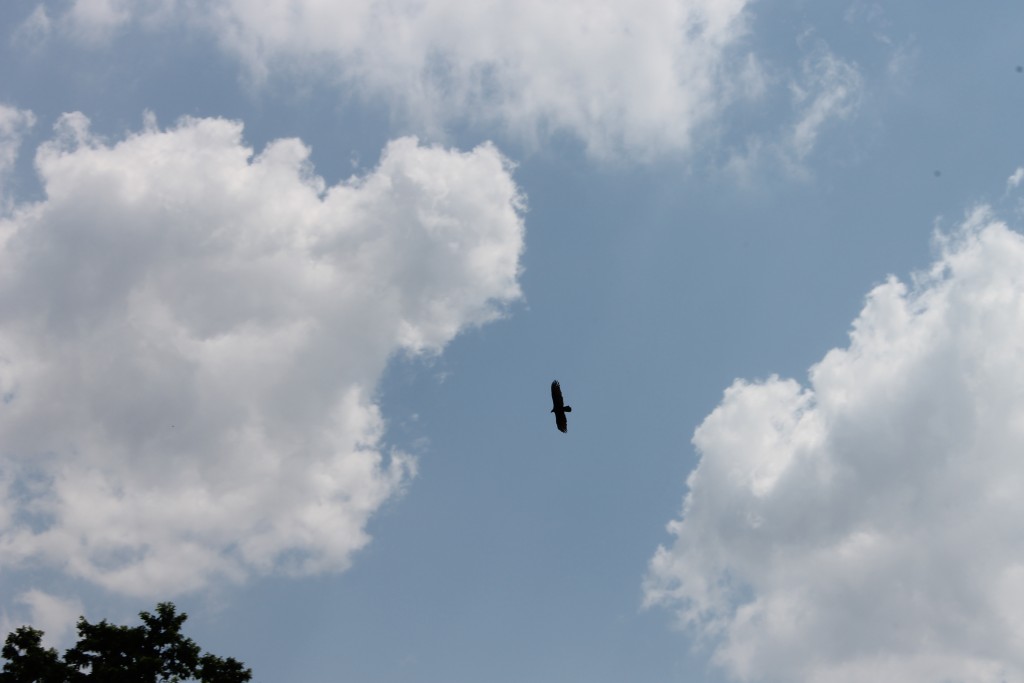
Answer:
top-left (0, 603), bottom-right (251, 683)
top-left (0, 628), bottom-right (68, 683)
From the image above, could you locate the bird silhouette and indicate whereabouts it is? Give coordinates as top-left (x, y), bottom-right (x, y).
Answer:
top-left (550, 380), bottom-right (572, 433)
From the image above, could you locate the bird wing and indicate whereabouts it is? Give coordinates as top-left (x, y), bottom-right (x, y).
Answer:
top-left (555, 409), bottom-right (568, 433)
top-left (551, 380), bottom-right (564, 410)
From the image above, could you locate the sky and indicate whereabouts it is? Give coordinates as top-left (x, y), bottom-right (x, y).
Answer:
top-left (1, 1), bottom-right (1023, 682)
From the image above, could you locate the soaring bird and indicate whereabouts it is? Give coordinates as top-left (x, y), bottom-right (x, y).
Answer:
top-left (550, 380), bottom-right (572, 433)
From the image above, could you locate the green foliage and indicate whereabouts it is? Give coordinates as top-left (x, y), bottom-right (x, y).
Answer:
top-left (0, 603), bottom-right (251, 683)
top-left (0, 627), bottom-right (69, 683)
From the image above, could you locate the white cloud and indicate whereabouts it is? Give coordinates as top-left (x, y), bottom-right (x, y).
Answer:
top-left (0, 112), bottom-right (524, 597)
top-left (788, 46), bottom-right (863, 161)
top-left (0, 105), bottom-right (36, 209)
top-left (19, 591), bottom-right (82, 646)
top-left (843, 1), bottom-right (893, 46)
top-left (1008, 167), bottom-right (1024, 190)
top-left (58, 0), bottom-right (133, 43)
top-left (646, 207), bottom-right (1024, 682)
top-left (47, 0), bottom-right (757, 159)
top-left (0, 590), bottom-right (82, 649)
top-left (726, 44), bottom-right (863, 181)
top-left (11, 5), bottom-right (53, 50)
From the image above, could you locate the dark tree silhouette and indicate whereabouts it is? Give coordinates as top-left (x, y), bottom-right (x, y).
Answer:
top-left (550, 380), bottom-right (572, 433)
top-left (0, 629), bottom-right (66, 683)
top-left (0, 603), bottom-right (251, 683)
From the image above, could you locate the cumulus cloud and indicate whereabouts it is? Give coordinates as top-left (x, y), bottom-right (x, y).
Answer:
top-left (47, 0), bottom-right (757, 159)
top-left (646, 207), bottom-right (1024, 682)
top-left (0, 112), bottom-right (524, 597)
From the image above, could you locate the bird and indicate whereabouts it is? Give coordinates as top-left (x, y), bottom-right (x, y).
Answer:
top-left (550, 380), bottom-right (572, 433)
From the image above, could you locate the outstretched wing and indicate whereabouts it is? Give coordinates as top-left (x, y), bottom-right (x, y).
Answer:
top-left (551, 380), bottom-right (568, 433)
top-left (551, 380), bottom-right (564, 410)
top-left (555, 409), bottom-right (568, 433)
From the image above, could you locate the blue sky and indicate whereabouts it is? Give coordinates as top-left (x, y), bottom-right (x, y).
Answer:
top-left (1, 1), bottom-right (1024, 682)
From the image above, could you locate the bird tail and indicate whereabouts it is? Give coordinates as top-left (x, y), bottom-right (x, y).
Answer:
top-left (564, 406), bottom-right (572, 412)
